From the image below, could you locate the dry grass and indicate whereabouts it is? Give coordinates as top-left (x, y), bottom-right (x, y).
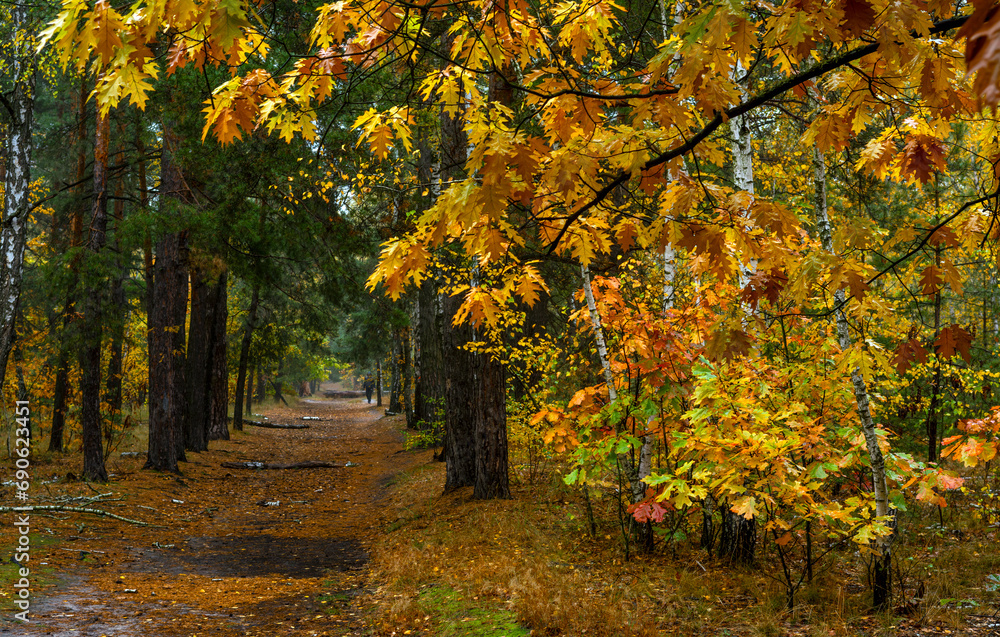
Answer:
top-left (365, 457), bottom-right (1000, 637)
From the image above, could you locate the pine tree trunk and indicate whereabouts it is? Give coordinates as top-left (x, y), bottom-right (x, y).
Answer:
top-left (184, 263), bottom-right (213, 452)
top-left (233, 286), bottom-right (260, 432)
top-left (415, 276), bottom-right (445, 428)
top-left (145, 124), bottom-right (190, 473)
top-left (389, 330), bottom-right (403, 413)
top-left (443, 291), bottom-right (477, 490)
top-left (245, 362), bottom-right (254, 415)
top-left (104, 163), bottom-right (128, 420)
top-left (49, 357), bottom-right (70, 452)
top-left (208, 269), bottom-right (230, 441)
top-left (474, 350), bottom-right (509, 499)
top-left (50, 78), bottom-right (91, 453)
top-left (401, 327), bottom-right (414, 427)
top-left (78, 110), bottom-right (110, 483)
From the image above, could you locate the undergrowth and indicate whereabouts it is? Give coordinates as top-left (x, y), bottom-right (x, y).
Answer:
top-left (367, 456), bottom-right (1000, 636)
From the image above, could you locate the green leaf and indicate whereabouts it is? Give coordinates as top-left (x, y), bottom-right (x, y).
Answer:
top-left (563, 468), bottom-right (579, 485)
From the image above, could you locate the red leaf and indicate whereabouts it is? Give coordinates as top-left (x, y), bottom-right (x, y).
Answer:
top-left (841, 0), bottom-right (876, 36)
top-left (892, 338), bottom-right (929, 375)
top-left (919, 265), bottom-right (943, 295)
top-left (739, 269), bottom-right (788, 309)
top-left (958, 0), bottom-right (1000, 105)
top-left (935, 325), bottom-right (972, 363)
top-left (898, 135), bottom-right (947, 184)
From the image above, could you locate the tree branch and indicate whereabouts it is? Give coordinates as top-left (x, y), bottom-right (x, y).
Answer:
top-left (543, 15), bottom-right (970, 254)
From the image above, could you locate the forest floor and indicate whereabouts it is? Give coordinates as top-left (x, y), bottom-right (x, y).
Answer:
top-left (1, 391), bottom-right (999, 636)
top-left (0, 388), bottom-right (426, 636)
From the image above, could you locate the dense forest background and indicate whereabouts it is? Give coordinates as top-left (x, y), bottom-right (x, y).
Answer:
top-left (3, 0), bottom-right (1000, 625)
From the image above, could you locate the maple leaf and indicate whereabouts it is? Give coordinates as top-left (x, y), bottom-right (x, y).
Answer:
top-left (915, 481), bottom-right (946, 507)
top-left (730, 496), bottom-right (757, 520)
top-left (857, 136), bottom-right (897, 179)
top-left (614, 221), bottom-right (639, 252)
top-left (88, 0), bottom-right (125, 65)
top-left (935, 324), bottom-right (972, 363)
top-left (729, 16), bottom-right (758, 64)
top-left (936, 472), bottom-right (964, 490)
top-left (705, 327), bottom-right (752, 361)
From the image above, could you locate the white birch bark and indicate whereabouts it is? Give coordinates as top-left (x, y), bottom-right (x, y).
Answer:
top-left (732, 60), bottom-right (756, 290)
top-left (0, 5), bottom-right (36, 390)
top-left (812, 147), bottom-right (894, 583)
top-left (581, 264), bottom-right (618, 404)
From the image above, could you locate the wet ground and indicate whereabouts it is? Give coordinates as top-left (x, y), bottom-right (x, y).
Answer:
top-left (0, 391), bottom-right (420, 636)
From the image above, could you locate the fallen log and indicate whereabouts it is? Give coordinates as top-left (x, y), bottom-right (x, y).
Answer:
top-left (0, 505), bottom-right (158, 526)
top-left (244, 420), bottom-right (309, 429)
top-left (221, 460), bottom-right (339, 470)
top-left (322, 390), bottom-right (366, 399)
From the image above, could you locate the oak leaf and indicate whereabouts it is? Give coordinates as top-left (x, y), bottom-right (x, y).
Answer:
top-left (841, 0), bottom-right (876, 36)
top-left (891, 338), bottom-right (928, 375)
top-left (898, 134), bottom-right (947, 184)
top-left (934, 324), bottom-right (972, 363)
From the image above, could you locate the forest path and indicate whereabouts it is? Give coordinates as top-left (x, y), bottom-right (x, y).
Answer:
top-left (3, 389), bottom-right (419, 637)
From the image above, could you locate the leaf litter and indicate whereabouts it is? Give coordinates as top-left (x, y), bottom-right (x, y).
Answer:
top-left (0, 391), bottom-right (423, 636)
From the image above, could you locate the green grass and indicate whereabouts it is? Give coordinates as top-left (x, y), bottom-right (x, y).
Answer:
top-left (418, 584), bottom-right (530, 637)
top-left (0, 533), bottom-right (62, 613)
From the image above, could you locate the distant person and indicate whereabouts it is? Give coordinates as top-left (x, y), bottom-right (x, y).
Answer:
top-left (364, 375), bottom-right (375, 403)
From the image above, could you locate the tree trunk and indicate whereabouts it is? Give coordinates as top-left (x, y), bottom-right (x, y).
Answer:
top-left (78, 110), bottom-right (110, 483)
top-left (51, 77), bottom-right (89, 454)
top-left (49, 357), bottom-right (70, 452)
top-left (926, 245), bottom-right (942, 462)
top-left (389, 330), bottom-right (403, 413)
top-left (401, 327), bottom-right (414, 426)
top-left (376, 358), bottom-right (383, 407)
top-left (255, 369), bottom-right (265, 403)
top-left (233, 286), bottom-right (260, 432)
top-left (415, 276), bottom-right (445, 428)
top-left (719, 508), bottom-right (757, 565)
top-left (474, 350), bottom-right (510, 499)
top-left (145, 124), bottom-right (190, 473)
top-left (104, 158), bottom-right (128, 421)
top-left (208, 269), bottom-right (230, 441)
top-left (814, 147), bottom-right (893, 609)
top-left (245, 362), bottom-right (254, 415)
top-left (0, 4), bottom-right (36, 393)
top-left (443, 291), bottom-right (477, 490)
top-left (184, 263), bottom-right (213, 452)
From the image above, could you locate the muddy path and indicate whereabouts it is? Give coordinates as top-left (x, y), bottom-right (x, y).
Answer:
top-left (1, 393), bottom-right (422, 636)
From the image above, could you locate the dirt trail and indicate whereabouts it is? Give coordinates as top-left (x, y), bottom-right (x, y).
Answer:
top-left (1, 392), bottom-right (419, 636)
